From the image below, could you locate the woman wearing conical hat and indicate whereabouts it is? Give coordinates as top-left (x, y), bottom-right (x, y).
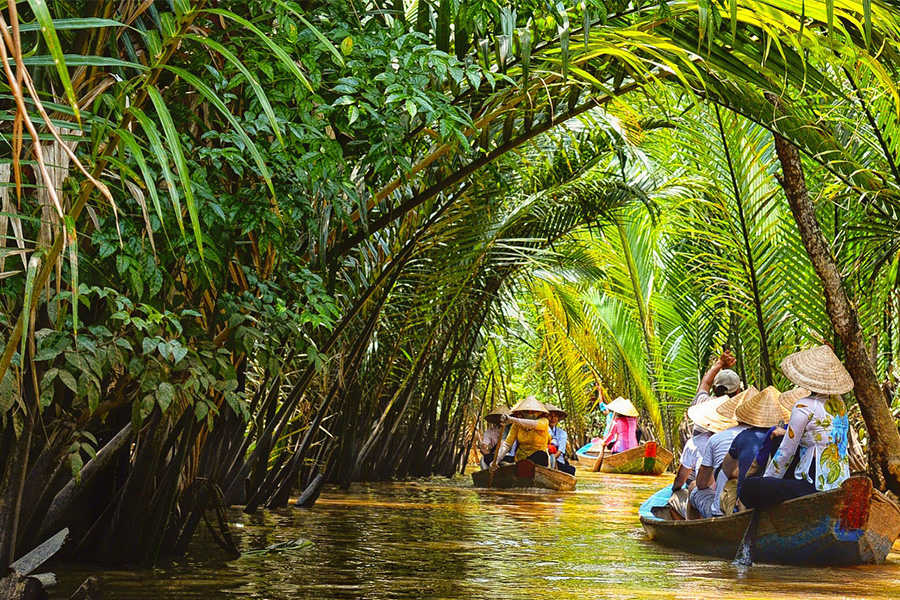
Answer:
top-left (545, 403), bottom-right (576, 475)
top-left (740, 345), bottom-right (853, 511)
top-left (491, 395), bottom-right (552, 469)
top-left (479, 405), bottom-right (512, 469)
top-left (716, 386), bottom-right (792, 515)
top-left (600, 397), bottom-right (639, 454)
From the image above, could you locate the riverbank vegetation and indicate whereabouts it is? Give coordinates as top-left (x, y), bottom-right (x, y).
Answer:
top-left (2, 0), bottom-right (900, 570)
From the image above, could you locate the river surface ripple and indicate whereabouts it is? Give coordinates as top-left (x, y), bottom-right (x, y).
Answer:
top-left (54, 469), bottom-right (900, 599)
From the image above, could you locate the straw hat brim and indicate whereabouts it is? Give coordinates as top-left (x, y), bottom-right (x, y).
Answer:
top-left (687, 396), bottom-right (738, 433)
top-left (543, 403), bottom-right (568, 419)
top-left (606, 397), bottom-right (638, 417)
top-left (776, 388), bottom-right (809, 412)
top-left (715, 386), bottom-right (759, 420)
top-left (780, 345), bottom-right (853, 395)
top-left (733, 385), bottom-right (789, 428)
top-left (485, 405), bottom-right (510, 424)
top-left (510, 395), bottom-right (549, 416)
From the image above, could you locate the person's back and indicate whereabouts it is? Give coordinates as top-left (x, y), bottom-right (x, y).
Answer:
top-left (740, 346), bottom-right (853, 510)
top-left (691, 424), bottom-right (749, 517)
top-left (602, 397), bottom-right (640, 453)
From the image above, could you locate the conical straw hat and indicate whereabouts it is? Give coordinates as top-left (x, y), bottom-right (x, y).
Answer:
top-left (734, 386), bottom-right (789, 428)
top-left (485, 405), bottom-right (510, 425)
top-left (687, 395), bottom-right (738, 433)
top-left (715, 385), bottom-right (759, 420)
top-left (510, 395), bottom-right (549, 416)
top-left (777, 387), bottom-right (809, 412)
top-left (543, 403), bottom-right (567, 419)
top-left (780, 345), bottom-right (853, 395)
top-left (606, 397), bottom-right (638, 417)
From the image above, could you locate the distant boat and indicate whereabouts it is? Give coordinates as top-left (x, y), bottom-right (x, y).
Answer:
top-left (471, 460), bottom-right (576, 491)
top-left (639, 476), bottom-right (900, 566)
top-left (576, 441), bottom-right (673, 475)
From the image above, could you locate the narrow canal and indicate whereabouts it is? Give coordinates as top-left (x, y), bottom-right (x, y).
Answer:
top-left (54, 470), bottom-right (900, 599)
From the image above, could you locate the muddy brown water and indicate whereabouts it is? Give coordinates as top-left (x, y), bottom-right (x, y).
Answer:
top-left (52, 469), bottom-right (900, 599)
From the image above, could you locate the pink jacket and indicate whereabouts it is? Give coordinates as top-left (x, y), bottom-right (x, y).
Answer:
top-left (602, 416), bottom-right (638, 454)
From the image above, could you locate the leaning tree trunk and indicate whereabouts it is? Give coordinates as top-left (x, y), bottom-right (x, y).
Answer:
top-left (770, 97), bottom-right (900, 494)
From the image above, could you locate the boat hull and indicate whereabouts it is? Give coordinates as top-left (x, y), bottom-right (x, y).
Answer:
top-left (639, 476), bottom-right (900, 566)
top-left (471, 460), bottom-right (576, 491)
top-left (577, 442), bottom-right (673, 475)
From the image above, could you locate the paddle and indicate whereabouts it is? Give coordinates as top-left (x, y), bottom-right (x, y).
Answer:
top-left (592, 444), bottom-right (606, 472)
top-left (487, 440), bottom-right (504, 488)
top-left (733, 509), bottom-right (761, 567)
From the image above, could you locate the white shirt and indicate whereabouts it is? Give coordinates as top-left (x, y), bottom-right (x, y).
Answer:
top-left (679, 431), bottom-right (711, 479)
top-left (480, 425), bottom-right (502, 455)
top-left (700, 424), bottom-right (749, 516)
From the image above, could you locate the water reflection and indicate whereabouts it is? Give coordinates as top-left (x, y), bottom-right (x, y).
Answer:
top-left (52, 470), bottom-right (900, 599)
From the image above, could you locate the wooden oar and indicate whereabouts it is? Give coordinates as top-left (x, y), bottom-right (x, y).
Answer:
top-left (487, 444), bottom-right (504, 488)
top-left (592, 444), bottom-right (606, 472)
top-left (733, 509), bottom-right (761, 567)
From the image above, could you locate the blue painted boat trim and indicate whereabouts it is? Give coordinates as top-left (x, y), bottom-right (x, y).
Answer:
top-left (639, 485), bottom-right (673, 519)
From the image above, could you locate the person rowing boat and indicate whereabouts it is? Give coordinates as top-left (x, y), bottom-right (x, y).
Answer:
top-left (479, 405), bottom-right (513, 470)
top-left (490, 396), bottom-right (552, 470)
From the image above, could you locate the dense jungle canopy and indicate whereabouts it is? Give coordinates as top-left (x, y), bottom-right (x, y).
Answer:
top-left (3, 0), bottom-right (900, 570)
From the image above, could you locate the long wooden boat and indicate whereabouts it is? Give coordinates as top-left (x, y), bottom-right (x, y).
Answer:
top-left (639, 476), bottom-right (900, 566)
top-left (471, 460), bottom-right (576, 491)
top-left (574, 441), bottom-right (603, 470)
top-left (577, 442), bottom-right (673, 475)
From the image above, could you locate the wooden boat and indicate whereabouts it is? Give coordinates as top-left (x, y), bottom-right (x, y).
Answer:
top-left (574, 441), bottom-right (603, 470)
top-left (471, 460), bottom-right (576, 491)
top-left (578, 442), bottom-right (673, 475)
top-left (639, 476), bottom-right (900, 566)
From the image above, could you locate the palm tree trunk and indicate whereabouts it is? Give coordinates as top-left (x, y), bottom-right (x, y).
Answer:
top-left (771, 100), bottom-right (900, 494)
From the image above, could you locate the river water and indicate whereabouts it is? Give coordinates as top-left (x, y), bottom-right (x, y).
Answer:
top-left (53, 469), bottom-right (900, 599)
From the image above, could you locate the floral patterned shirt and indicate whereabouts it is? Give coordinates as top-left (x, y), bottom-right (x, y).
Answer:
top-left (764, 393), bottom-right (850, 491)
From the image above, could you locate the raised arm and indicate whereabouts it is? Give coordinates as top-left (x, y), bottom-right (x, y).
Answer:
top-left (697, 350), bottom-right (736, 396)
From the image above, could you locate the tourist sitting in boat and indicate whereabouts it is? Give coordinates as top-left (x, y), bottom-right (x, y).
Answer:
top-left (689, 350), bottom-right (743, 439)
top-left (491, 395), bottom-right (552, 469)
top-left (479, 405), bottom-right (513, 469)
top-left (600, 397), bottom-right (639, 454)
top-left (545, 403), bottom-right (576, 475)
top-left (716, 386), bottom-right (792, 515)
top-left (668, 394), bottom-right (737, 518)
top-left (740, 345), bottom-right (852, 511)
top-left (687, 386), bottom-right (759, 519)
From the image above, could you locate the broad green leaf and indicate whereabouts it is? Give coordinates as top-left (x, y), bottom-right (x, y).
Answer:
top-left (146, 86), bottom-right (201, 258)
top-left (165, 65), bottom-right (275, 196)
top-left (117, 128), bottom-right (166, 228)
top-left (182, 34), bottom-right (283, 145)
top-left (65, 215), bottom-right (78, 335)
top-left (158, 381), bottom-right (175, 412)
top-left (26, 0), bottom-right (80, 123)
top-left (130, 108), bottom-right (185, 236)
top-left (17, 18), bottom-right (126, 32)
top-left (206, 8), bottom-right (313, 92)
top-left (20, 253), bottom-right (41, 367)
top-left (21, 54), bottom-right (147, 70)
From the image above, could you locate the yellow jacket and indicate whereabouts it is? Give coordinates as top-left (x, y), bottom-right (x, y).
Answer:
top-left (504, 417), bottom-right (550, 461)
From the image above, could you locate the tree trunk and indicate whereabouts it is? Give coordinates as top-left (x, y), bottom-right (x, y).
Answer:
top-left (770, 97), bottom-right (900, 493)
